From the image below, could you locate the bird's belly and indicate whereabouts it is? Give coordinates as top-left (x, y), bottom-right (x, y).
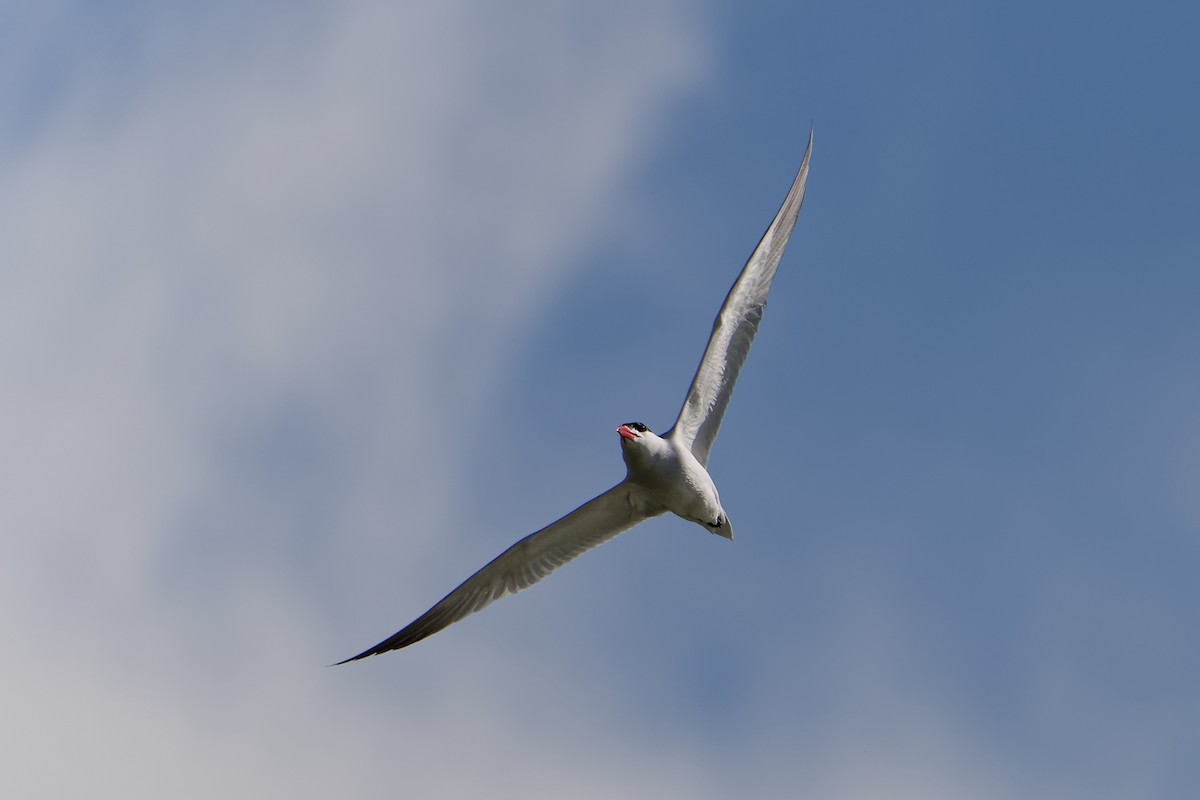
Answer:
top-left (643, 463), bottom-right (723, 526)
top-left (625, 441), bottom-right (724, 526)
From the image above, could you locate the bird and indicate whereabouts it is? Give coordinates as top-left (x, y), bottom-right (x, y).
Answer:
top-left (337, 131), bottom-right (812, 663)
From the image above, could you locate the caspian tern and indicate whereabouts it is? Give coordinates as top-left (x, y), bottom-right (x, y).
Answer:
top-left (338, 131), bottom-right (811, 663)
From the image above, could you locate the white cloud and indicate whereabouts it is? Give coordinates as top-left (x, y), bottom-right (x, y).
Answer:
top-left (0, 1), bottom-right (711, 796)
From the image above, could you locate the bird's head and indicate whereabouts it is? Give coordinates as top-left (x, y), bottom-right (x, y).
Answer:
top-left (617, 422), bottom-right (651, 443)
top-left (617, 422), bottom-right (665, 477)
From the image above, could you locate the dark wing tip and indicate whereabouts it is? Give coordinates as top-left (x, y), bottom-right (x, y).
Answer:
top-left (331, 642), bottom-right (390, 666)
top-left (331, 638), bottom-right (402, 666)
top-left (330, 634), bottom-right (424, 666)
top-left (331, 607), bottom-right (455, 665)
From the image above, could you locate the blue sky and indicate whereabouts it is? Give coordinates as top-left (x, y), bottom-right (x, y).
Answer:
top-left (3, 1), bottom-right (1199, 797)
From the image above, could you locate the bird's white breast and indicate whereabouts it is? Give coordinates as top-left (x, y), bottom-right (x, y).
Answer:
top-left (622, 434), bottom-right (724, 527)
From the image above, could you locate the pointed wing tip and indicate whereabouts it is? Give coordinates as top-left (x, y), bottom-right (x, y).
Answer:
top-left (792, 126), bottom-right (812, 181)
top-left (330, 648), bottom-right (378, 666)
top-left (332, 634), bottom-right (418, 665)
top-left (791, 127), bottom-right (813, 205)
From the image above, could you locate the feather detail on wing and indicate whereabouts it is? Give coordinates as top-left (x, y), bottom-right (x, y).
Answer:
top-left (668, 130), bottom-right (812, 466)
top-left (336, 482), bottom-right (661, 662)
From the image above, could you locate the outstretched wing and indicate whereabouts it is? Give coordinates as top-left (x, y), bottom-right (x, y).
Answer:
top-left (337, 482), bottom-right (661, 662)
top-left (667, 131), bottom-right (812, 466)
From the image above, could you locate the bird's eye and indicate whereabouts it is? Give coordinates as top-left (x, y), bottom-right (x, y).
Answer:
top-left (633, 422), bottom-right (648, 432)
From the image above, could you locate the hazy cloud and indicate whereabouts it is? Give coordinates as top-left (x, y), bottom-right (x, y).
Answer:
top-left (1, 2), bottom-right (711, 795)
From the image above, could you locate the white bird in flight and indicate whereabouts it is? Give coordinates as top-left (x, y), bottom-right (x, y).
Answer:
top-left (338, 131), bottom-right (812, 663)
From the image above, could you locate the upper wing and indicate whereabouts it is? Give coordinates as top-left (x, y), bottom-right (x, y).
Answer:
top-left (667, 131), bottom-right (812, 466)
top-left (336, 482), bottom-right (661, 662)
